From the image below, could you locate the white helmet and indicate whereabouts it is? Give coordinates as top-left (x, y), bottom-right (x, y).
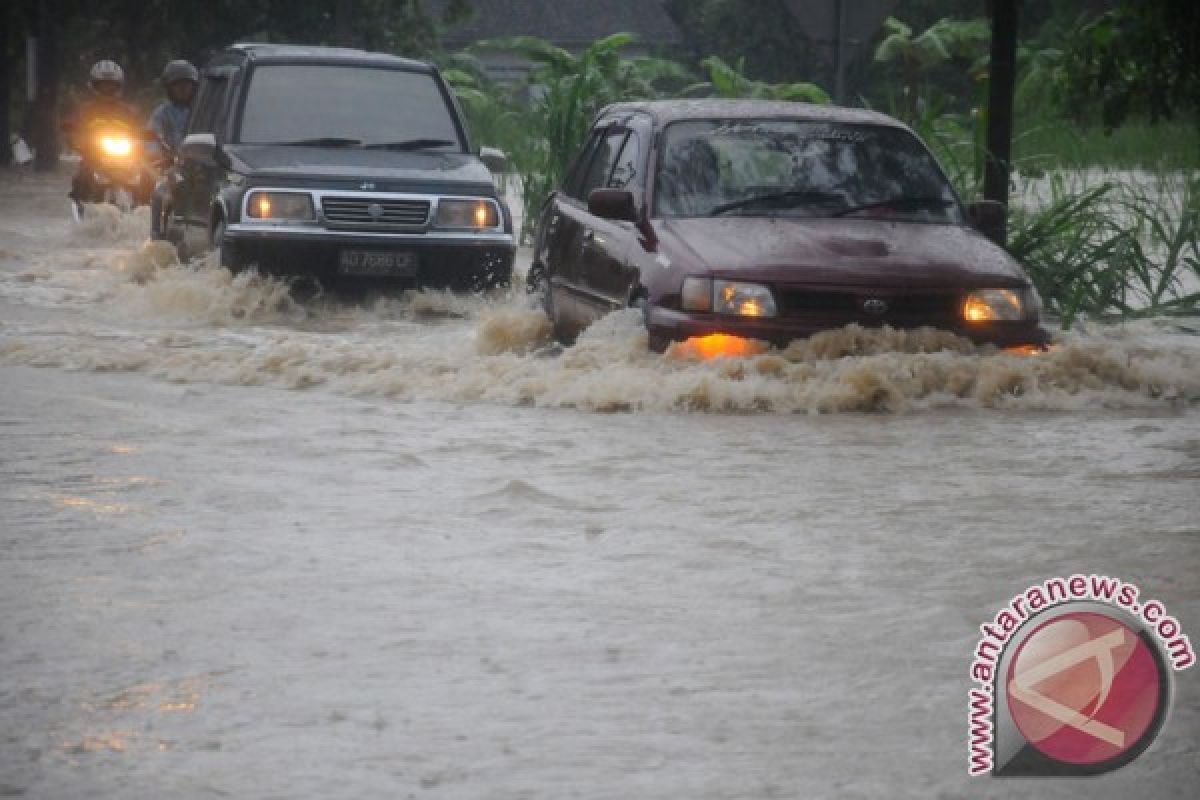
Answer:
top-left (89, 60), bottom-right (125, 93)
top-left (160, 60), bottom-right (199, 86)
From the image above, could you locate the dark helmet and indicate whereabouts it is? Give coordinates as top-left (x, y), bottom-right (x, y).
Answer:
top-left (160, 59), bottom-right (199, 87)
top-left (88, 60), bottom-right (125, 94)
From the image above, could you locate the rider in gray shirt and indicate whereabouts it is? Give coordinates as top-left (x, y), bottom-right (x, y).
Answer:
top-left (149, 60), bottom-right (198, 239)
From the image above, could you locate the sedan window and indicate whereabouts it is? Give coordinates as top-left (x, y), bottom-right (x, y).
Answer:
top-left (654, 119), bottom-right (962, 224)
top-left (238, 65), bottom-right (462, 150)
top-left (576, 129), bottom-right (627, 201)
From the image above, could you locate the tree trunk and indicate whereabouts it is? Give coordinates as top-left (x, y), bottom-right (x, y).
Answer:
top-left (0, 3), bottom-right (12, 166)
top-left (31, 0), bottom-right (62, 172)
top-left (982, 0), bottom-right (1019, 245)
top-left (334, 0), bottom-right (356, 47)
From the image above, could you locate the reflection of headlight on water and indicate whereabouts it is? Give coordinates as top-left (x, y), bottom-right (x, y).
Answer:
top-left (99, 135), bottom-right (134, 157)
top-left (671, 333), bottom-right (768, 360)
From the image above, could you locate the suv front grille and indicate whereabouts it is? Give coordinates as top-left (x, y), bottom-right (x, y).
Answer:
top-left (321, 196), bottom-right (431, 231)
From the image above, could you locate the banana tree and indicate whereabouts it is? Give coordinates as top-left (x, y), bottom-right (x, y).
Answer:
top-left (684, 55), bottom-right (830, 104)
top-left (464, 33), bottom-right (692, 241)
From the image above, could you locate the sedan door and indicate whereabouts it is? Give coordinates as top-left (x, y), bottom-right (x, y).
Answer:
top-left (564, 125), bottom-right (630, 323)
top-left (581, 124), bottom-right (649, 311)
top-left (541, 128), bottom-right (605, 339)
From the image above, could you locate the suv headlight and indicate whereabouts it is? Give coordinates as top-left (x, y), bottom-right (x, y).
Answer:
top-left (681, 277), bottom-right (777, 317)
top-left (435, 198), bottom-right (501, 229)
top-left (962, 287), bottom-right (1041, 322)
top-left (246, 191), bottom-right (315, 222)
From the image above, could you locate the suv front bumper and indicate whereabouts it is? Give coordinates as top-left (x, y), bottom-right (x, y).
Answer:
top-left (223, 225), bottom-right (515, 289)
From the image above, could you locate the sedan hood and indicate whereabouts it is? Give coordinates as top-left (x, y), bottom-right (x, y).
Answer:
top-left (227, 145), bottom-right (495, 190)
top-left (655, 217), bottom-right (1029, 288)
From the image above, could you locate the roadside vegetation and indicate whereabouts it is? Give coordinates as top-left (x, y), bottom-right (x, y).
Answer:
top-left (447, 2), bottom-right (1198, 326)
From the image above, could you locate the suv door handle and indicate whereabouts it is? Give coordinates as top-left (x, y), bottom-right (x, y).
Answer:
top-left (580, 229), bottom-right (599, 255)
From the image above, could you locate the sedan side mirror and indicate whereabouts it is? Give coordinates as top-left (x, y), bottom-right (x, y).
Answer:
top-left (967, 199), bottom-right (1006, 231)
top-left (588, 188), bottom-right (638, 223)
top-left (479, 146), bottom-right (508, 174)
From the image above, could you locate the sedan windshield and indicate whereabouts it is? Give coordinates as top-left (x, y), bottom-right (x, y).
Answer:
top-left (238, 65), bottom-right (462, 150)
top-left (654, 119), bottom-right (962, 224)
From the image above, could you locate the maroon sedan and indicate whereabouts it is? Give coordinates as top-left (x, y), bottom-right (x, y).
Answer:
top-left (531, 99), bottom-right (1048, 355)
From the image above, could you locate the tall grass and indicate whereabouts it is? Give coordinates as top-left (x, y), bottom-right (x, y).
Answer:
top-left (1013, 118), bottom-right (1200, 172)
top-left (1009, 172), bottom-right (1200, 325)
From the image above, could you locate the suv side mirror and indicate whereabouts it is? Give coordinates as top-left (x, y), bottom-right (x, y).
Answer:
top-left (479, 146), bottom-right (508, 174)
top-left (588, 188), bottom-right (637, 222)
top-left (967, 199), bottom-right (1006, 231)
top-left (180, 132), bottom-right (230, 168)
top-left (180, 132), bottom-right (216, 164)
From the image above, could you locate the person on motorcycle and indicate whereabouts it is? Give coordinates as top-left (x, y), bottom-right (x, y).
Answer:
top-left (147, 60), bottom-right (199, 238)
top-left (64, 60), bottom-right (144, 205)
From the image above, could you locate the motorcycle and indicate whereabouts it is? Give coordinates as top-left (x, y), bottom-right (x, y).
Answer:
top-left (63, 116), bottom-right (158, 221)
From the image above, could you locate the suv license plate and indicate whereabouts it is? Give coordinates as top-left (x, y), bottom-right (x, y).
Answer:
top-left (338, 250), bottom-right (418, 276)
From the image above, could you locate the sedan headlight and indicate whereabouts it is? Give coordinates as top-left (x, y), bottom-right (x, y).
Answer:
top-left (435, 198), bottom-right (501, 229)
top-left (681, 277), bottom-right (777, 317)
top-left (246, 191), bottom-right (315, 222)
top-left (962, 288), bottom-right (1041, 322)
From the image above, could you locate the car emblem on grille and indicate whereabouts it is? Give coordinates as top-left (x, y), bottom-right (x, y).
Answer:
top-left (359, 181), bottom-right (376, 191)
top-left (367, 203), bottom-right (385, 220)
top-left (862, 297), bottom-right (889, 315)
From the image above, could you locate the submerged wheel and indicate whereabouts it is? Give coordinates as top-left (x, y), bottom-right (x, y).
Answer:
top-left (211, 218), bottom-right (242, 271)
top-left (542, 280), bottom-right (574, 345)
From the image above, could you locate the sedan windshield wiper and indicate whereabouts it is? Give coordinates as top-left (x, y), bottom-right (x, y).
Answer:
top-left (364, 138), bottom-right (457, 151)
top-left (276, 137), bottom-right (364, 147)
top-left (831, 195), bottom-right (953, 217)
top-left (709, 190), bottom-right (840, 217)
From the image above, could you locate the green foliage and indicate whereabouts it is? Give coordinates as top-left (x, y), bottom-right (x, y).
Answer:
top-left (686, 56), bottom-right (830, 104)
top-left (872, 15), bottom-right (989, 122)
top-left (1010, 174), bottom-right (1200, 325)
top-left (664, 0), bottom-right (819, 87)
top-left (1060, 0), bottom-right (1200, 128)
top-left (454, 33), bottom-right (691, 242)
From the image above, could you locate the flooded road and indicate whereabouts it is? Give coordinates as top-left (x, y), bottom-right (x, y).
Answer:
top-left (2, 169), bottom-right (1198, 798)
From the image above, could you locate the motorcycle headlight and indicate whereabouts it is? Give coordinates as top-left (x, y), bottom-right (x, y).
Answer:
top-left (246, 191), bottom-right (315, 222)
top-left (435, 198), bottom-right (501, 229)
top-left (99, 135), bottom-right (133, 157)
top-left (681, 277), bottom-right (777, 317)
top-left (962, 287), bottom-right (1041, 322)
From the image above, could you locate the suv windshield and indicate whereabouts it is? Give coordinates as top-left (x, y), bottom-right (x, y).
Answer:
top-left (654, 119), bottom-right (961, 224)
top-left (238, 65), bottom-right (462, 150)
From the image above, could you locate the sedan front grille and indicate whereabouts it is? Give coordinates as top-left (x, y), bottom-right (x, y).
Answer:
top-left (779, 289), bottom-right (961, 323)
top-left (321, 196), bottom-right (431, 231)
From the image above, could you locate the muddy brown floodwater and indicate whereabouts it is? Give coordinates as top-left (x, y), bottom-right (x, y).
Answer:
top-left (2, 167), bottom-right (1198, 798)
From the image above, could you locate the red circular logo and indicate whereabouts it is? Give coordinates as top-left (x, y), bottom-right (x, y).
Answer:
top-left (1006, 611), bottom-right (1164, 765)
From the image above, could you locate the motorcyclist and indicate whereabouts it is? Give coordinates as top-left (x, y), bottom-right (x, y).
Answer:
top-left (147, 60), bottom-right (199, 238)
top-left (64, 60), bottom-right (143, 206)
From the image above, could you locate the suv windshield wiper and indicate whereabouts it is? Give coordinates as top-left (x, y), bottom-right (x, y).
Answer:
top-left (365, 138), bottom-right (456, 151)
top-left (709, 190), bottom-right (840, 217)
top-left (831, 195), bottom-right (953, 217)
top-left (276, 137), bottom-right (364, 148)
